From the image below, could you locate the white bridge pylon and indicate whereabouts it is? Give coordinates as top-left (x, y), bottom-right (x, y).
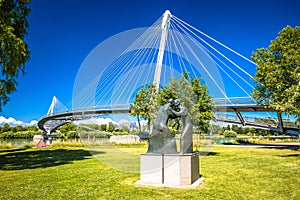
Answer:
top-left (47, 96), bottom-right (68, 115)
top-left (153, 10), bottom-right (172, 90)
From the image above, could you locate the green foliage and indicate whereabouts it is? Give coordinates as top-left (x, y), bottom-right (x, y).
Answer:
top-left (100, 124), bottom-right (107, 131)
top-left (252, 25), bottom-right (300, 119)
top-left (0, 0), bottom-right (31, 110)
top-left (130, 73), bottom-right (213, 133)
top-left (66, 131), bottom-right (79, 138)
top-left (158, 72), bottom-right (214, 133)
top-left (223, 130), bottom-right (237, 137)
top-left (0, 123), bottom-right (42, 138)
top-left (27, 125), bottom-right (38, 132)
top-left (111, 131), bottom-right (130, 135)
top-left (0, 131), bottom-right (38, 139)
top-left (1, 123), bottom-right (11, 132)
top-left (106, 122), bottom-right (115, 132)
top-left (59, 122), bottom-right (76, 133)
top-left (129, 84), bottom-right (157, 129)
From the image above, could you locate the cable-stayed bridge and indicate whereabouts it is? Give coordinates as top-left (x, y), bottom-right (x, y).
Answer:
top-left (38, 10), bottom-right (299, 135)
top-left (38, 96), bottom-right (299, 135)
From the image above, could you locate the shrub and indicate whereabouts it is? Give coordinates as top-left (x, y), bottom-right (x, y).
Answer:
top-left (223, 130), bottom-right (237, 138)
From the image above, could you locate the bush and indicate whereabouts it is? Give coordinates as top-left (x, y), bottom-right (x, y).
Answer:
top-left (66, 131), bottom-right (79, 138)
top-left (223, 130), bottom-right (237, 138)
top-left (0, 131), bottom-right (40, 139)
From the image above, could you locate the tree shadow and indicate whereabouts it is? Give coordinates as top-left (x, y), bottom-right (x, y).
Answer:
top-left (197, 151), bottom-right (219, 157)
top-left (279, 154), bottom-right (300, 158)
top-left (0, 148), bottom-right (105, 170)
top-left (0, 148), bottom-right (30, 154)
top-left (257, 144), bottom-right (300, 151)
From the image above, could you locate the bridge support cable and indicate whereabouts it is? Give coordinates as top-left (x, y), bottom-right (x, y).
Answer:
top-left (172, 15), bottom-right (257, 66)
top-left (173, 18), bottom-right (253, 78)
top-left (73, 24), bottom-right (162, 108)
top-left (40, 11), bottom-right (300, 136)
top-left (165, 18), bottom-right (230, 101)
top-left (94, 19), bottom-right (163, 106)
top-left (47, 96), bottom-right (69, 115)
top-left (173, 25), bottom-right (254, 93)
top-left (172, 26), bottom-right (230, 101)
top-left (170, 16), bottom-right (256, 99)
top-left (172, 16), bottom-right (254, 80)
top-left (73, 10), bottom-right (261, 110)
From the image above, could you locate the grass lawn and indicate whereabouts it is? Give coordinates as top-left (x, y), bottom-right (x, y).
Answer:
top-left (0, 144), bottom-right (299, 200)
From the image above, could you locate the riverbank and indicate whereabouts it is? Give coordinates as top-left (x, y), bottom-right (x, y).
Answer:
top-left (0, 135), bottom-right (299, 150)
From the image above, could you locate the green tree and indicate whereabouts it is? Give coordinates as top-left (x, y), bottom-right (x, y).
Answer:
top-left (100, 124), bottom-right (107, 131)
top-left (27, 125), bottom-right (38, 132)
top-left (252, 26), bottom-right (300, 119)
top-left (130, 73), bottom-right (213, 134)
top-left (130, 84), bottom-right (157, 130)
top-left (223, 130), bottom-right (237, 138)
top-left (0, 0), bottom-right (31, 111)
top-left (157, 73), bottom-right (214, 133)
top-left (107, 122), bottom-right (114, 132)
top-left (59, 122), bottom-right (76, 133)
top-left (13, 125), bottom-right (24, 132)
top-left (1, 123), bottom-right (11, 132)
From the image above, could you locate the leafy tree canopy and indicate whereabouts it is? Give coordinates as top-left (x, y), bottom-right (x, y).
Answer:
top-left (129, 84), bottom-right (157, 129)
top-left (158, 72), bottom-right (214, 133)
top-left (251, 25), bottom-right (300, 119)
top-left (0, 0), bottom-right (31, 111)
top-left (130, 72), bottom-right (214, 133)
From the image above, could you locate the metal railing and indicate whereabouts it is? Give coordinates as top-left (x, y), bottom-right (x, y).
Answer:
top-left (213, 97), bottom-right (257, 105)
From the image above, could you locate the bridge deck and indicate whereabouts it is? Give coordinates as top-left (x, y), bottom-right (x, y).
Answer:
top-left (214, 104), bottom-right (272, 112)
top-left (38, 104), bottom-right (299, 135)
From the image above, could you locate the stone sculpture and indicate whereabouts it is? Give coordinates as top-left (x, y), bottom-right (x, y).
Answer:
top-left (147, 99), bottom-right (177, 154)
top-left (169, 99), bottom-right (193, 153)
top-left (147, 99), bottom-right (193, 154)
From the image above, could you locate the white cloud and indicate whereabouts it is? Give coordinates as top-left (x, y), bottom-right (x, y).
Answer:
top-left (27, 120), bottom-right (38, 126)
top-left (0, 116), bottom-right (38, 127)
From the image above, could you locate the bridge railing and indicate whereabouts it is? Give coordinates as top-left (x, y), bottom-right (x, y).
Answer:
top-left (215, 113), bottom-right (278, 126)
top-left (213, 97), bottom-right (257, 105)
top-left (215, 113), bottom-right (299, 129)
top-left (45, 104), bottom-right (131, 116)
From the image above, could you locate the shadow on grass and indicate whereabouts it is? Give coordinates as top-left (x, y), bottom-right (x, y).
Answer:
top-left (257, 144), bottom-right (300, 151)
top-left (221, 142), bottom-right (300, 151)
top-left (279, 154), bottom-right (300, 157)
top-left (198, 151), bottom-right (219, 156)
top-left (0, 147), bottom-right (30, 154)
top-left (0, 148), bottom-right (105, 170)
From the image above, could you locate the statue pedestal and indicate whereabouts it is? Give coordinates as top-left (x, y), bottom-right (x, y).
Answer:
top-left (140, 154), bottom-right (164, 184)
top-left (137, 153), bottom-right (202, 187)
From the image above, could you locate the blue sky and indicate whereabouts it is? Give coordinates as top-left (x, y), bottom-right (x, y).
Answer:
top-left (1, 0), bottom-right (299, 125)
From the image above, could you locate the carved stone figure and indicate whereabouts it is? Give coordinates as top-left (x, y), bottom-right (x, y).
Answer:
top-left (146, 98), bottom-right (194, 154)
top-left (147, 99), bottom-right (177, 154)
top-left (169, 99), bottom-right (193, 153)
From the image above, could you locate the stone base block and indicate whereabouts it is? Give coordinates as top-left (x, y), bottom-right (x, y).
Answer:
top-left (164, 153), bottom-right (199, 186)
top-left (140, 154), bottom-right (163, 184)
top-left (138, 153), bottom-right (200, 187)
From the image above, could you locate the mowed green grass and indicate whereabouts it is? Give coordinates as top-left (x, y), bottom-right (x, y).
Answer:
top-left (0, 145), bottom-right (299, 200)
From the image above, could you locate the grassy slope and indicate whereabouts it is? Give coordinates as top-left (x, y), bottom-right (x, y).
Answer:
top-left (0, 145), bottom-right (299, 200)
